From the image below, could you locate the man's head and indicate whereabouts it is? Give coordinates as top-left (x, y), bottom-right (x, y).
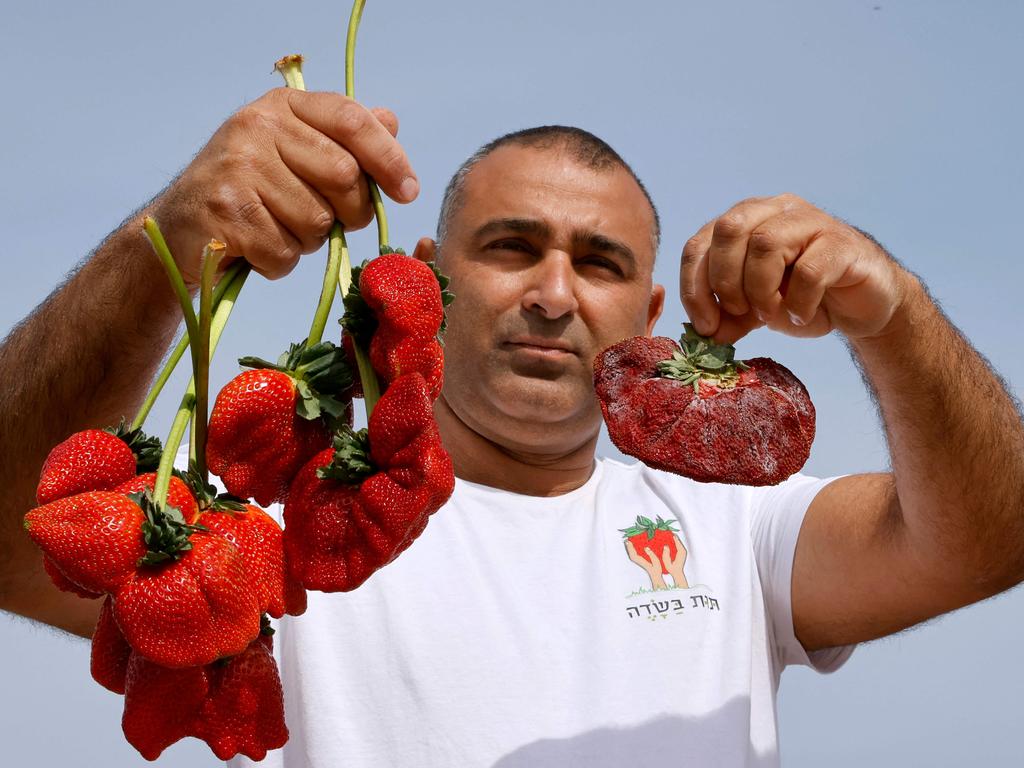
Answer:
top-left (413, 127), bottom-right (665, 457)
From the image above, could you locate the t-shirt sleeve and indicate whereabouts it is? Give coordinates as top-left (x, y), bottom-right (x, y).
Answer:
top-left (749, 473), bottom-right (855, 674)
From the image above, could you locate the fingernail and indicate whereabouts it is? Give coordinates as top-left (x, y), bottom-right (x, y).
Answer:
top-left (399, 176), bottom-right (419, 202)
top-left (787, 310), bottom-right (806, 327)
top-left (754, 309), bottom-right (767, 323)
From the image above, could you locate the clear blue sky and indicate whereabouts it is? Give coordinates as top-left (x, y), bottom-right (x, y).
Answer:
top-left (2, 1), bottom-right (1022, 765)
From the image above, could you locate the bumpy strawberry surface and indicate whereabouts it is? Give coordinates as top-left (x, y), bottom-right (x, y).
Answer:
top-left (36, 429), bottom-right (136, 504)
top-left (25, 491), bottom-right (261, 667)
top-left (207, 369), bottom-right (332, 505)
top-left (121, 632), bottom-right (287, 761)
top-left (201, 504), bottom-right (307, 618)
top-left (348, 254), bottom-right (448, 398)
top-left (91, 596), bottom-right (132, 694)
top-left (284, 373), bottom-right (454, 592)
top-left (594, 335), bottom-right (815, 486)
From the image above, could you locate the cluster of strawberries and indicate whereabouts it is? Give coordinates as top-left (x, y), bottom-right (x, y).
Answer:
top-left (208, 250), bottom-right (455, 593)
top-left (23, 252), bottom-right (454, 761)
top-left (25, 426), bottom-right (301, 760)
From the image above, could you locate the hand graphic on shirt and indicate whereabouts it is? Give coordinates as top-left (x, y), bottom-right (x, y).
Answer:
top-left (625, 534), bottom-right (689, 590)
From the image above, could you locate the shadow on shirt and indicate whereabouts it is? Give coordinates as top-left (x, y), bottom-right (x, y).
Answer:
top-left (491, 697), bottom-right (779, 768)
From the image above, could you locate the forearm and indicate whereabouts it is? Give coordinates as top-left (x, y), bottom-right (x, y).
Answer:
top-left (0, 209), bottom-right (182, 599)
top-left (849, 272), bottom-right (1024, 594)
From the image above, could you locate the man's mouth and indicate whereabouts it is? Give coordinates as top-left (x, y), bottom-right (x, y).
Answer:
top-left (502, 336), bottom-right (578, 357)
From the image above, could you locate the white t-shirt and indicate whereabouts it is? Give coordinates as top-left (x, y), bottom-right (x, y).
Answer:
top-left (232, 457), bottom-right (852, 768)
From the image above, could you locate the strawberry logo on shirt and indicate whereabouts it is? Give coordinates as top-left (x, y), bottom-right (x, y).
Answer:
top-left (620, 515), bottom-right (689, 590)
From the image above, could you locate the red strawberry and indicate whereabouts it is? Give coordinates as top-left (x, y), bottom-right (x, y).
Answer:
top-left (342, 253), bottom-right (452, 399)
top-left (91, 596), bottom-right (132, 694)
top-left (121, 627), bottom-right (287, 762)
top-left (594, 324), bottom-right (815, 486)
top-left (116, 472), bottom-right (199, 523)
top-left (619, 515), bottom-right (679, 574)
top-left (43, 554), bottom-right (102, 599)
top-left (207, 341), bottom-right (353, 506)
top-left (201, 504), bottom-right (307, 618)
top-left (36, 424), bottom-right (162, 505)
top-left (284, 373), bottom-right (454, 592)
top-left (25, 490), bottom-right (261, 667)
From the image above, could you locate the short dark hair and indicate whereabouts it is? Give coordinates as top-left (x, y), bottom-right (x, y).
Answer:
top-left (436, 125), bottom-right (660, 254)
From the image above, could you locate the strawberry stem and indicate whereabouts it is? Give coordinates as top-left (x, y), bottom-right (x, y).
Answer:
top-left (307, 222), bottom-right (344, 345)
top-left (274, 54), bottom-right (305, 90)
top-left (152, 266), bottom-right (250, 506)
top-left (143, 217), bottom-right (201, 358)
top-left (131, 262), bottom-right (245, 431)
top-left (193, 241), bottom-right (226, 482)
top-left (345, 0), bottom-right (389, 252)
top-left (335, 232), bottom-right (382, 416)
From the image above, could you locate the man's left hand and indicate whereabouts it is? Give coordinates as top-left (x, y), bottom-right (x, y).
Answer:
top-left (680, 194), bottom-right (911, 344)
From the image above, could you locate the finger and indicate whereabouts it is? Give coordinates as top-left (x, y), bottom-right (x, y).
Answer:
top-left (680, 220), bottom-right (719, 336)
top-left (286, 90), bottom-right (419, 203)
top-left (706, 197), bottom-right (785, 316)
top-left (742, 212), bottom-right (813, 321)
top-left (784, 231), bottom-right (854, 329)
top-left (710, 310), bottom-right (764, 346)
top-left (255, 155), bottom-right (335, 253)
top-left (369, 106), bottom-right (399, 138)
top-left (209, 190), bottom-right (302, 280)
top-left (644, 547), bottom-right (658, 566)
top-left (274, 121), bottom-right (373, 231)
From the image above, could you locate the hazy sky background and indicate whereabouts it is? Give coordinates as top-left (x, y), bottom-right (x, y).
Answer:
top-left (2, 0), bottom-right (1022, 765)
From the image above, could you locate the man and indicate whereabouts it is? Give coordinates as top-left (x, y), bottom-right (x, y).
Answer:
top-left (1, 88), bottom-right (1023, 766)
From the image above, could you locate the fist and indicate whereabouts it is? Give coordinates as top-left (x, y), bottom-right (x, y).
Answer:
top-left (680, 194), bottom-right (910, 343)
top-left (148, 88), bottom-right (419, 286)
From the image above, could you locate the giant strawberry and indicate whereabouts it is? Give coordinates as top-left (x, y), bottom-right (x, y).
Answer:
top-left (206, 340), bottom-right (353, 506)
top-left (342, 252), bottom-right (453, 399)
top-left (594, 324), bottom-right (815, 486)
top-left (121, 623), bottom-right (287, 762)
top-left (284, 372), bottom-right (454, 592)
top-left (36, 423), bottom-right (162, 505)
top-left (24, 490), bottom-right (261, 667)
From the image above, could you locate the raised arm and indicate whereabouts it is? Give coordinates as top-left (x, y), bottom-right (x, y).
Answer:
top-left (0, 88), bottom-right (416, 637)
top-left (680, 193), bottom-right (1024, 651)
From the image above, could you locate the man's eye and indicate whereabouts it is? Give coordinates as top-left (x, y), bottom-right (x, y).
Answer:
top-left (490, 239), bottom-right (530, 252)
top-left (580, 256), bottom-right (622, 275)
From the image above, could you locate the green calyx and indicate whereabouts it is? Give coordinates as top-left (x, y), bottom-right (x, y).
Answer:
top-left (107, 419), bottom-right (163, 473)
top-left (427, 260), bottom-right (456, 339)
top-left (656, 322), bottom-right (749, 395)
top-left (340, 262), bottom-right (377, 350)
top-left (316, 425), bottom-right (376, 484)
top-left (618, 514), bottom-right (679, 541)
top-left (130, 489), bottom-right (208, 567)
top-left (174, 462), bottom-right (248, 513)
top-left (260, 614), bottom-right (276, 636)
top-left (238, 340), bottom-right (354, 425)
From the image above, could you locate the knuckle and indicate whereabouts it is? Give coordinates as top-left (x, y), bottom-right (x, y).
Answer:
top-left (746, 228), bottom-right (778, 257)
top-left (793, 256), bottom-right (827, 285)
top-left (713, 213), bottom-right (748, 240)
top-left (709, 273), bottom-right (742, 297)
top-left (343, 204), bottom-right (374, 231)
top-left (311, 210), bottom-right (334, 239)
top-left (682, 235), bottom-right (706, 262)
top-left (330, 154), bottom-right (361, 192)
top-left (334, 101), bottom-right (368, 138)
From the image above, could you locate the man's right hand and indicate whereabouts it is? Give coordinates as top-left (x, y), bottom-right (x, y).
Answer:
top-left (149, 88), bottom-right (419, 286)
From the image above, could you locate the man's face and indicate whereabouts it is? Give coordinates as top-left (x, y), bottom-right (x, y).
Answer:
top-left (437, 144), bottom-right (664, 453)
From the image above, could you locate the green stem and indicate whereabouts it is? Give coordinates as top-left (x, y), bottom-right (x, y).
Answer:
top-left (336, 226), bottom-right (353, 300)
top-left (131, 262), bottom-right (244, 431)
top-left (308, 222), bottom-right (344, 345)
top-left (353, 341), bottom-right (381, 418)
top-left (345, 0), bottom-right (389, 252)
top-left (143, 217), bottom-right (201, 349)
top-left (193, 242), bottom-right (226, 482)
top-left (274, 55), bottom-right (306, 89)
top-left (152, 266), bottom-right (250, 506)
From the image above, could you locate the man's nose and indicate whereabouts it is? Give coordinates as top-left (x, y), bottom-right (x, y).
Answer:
top-left (521, 251), bottom-right (579, 319)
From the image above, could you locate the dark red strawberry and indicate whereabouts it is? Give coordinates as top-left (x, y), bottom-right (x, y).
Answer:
top-left (342, 253), bottom-right (452, 399)
top-left (284, 373), bottom-right (454, 592)
top-left (36, 423), bottom-right (163, 505)
top-left (594, 324), bottom-right (815, 486)
top-left (91, 596), bottom-right (132, 694)
top-left (207, 341), bottom-right (353, 506)
top-left (619, 515), bottom-right (679, 574)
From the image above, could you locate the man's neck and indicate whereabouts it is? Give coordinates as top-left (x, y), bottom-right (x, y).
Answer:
top-left (433, 395), bottom-right (598, 497)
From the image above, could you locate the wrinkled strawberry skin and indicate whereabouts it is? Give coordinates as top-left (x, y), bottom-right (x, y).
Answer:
top-left (91, 596), bottom-right (132, 694)
top-left (284, 373), bottom-right (454, 592)
top-left (36, 429), bottom-right (136, 505)
top-left (595, 336), bottom-right (815, 486)
top-left (207, 369), bottom-right (332, 506)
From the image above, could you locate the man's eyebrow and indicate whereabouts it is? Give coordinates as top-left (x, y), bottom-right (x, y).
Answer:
top-left (575, 231), bottom-right (637, 270)
top-left (473, 218), bottom-right (552, 241)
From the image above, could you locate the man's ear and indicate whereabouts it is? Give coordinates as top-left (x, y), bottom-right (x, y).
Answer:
top-left (412, 236), bottom-right (436, 263)
top-left (646, 284), bottom-right (665, 336)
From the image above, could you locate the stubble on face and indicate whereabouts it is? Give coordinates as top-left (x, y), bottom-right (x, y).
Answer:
top-left (436, 144), bottom-right (663, 458)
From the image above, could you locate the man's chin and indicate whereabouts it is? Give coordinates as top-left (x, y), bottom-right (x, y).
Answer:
top-left (488, 375), bottom-right (597, 424)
